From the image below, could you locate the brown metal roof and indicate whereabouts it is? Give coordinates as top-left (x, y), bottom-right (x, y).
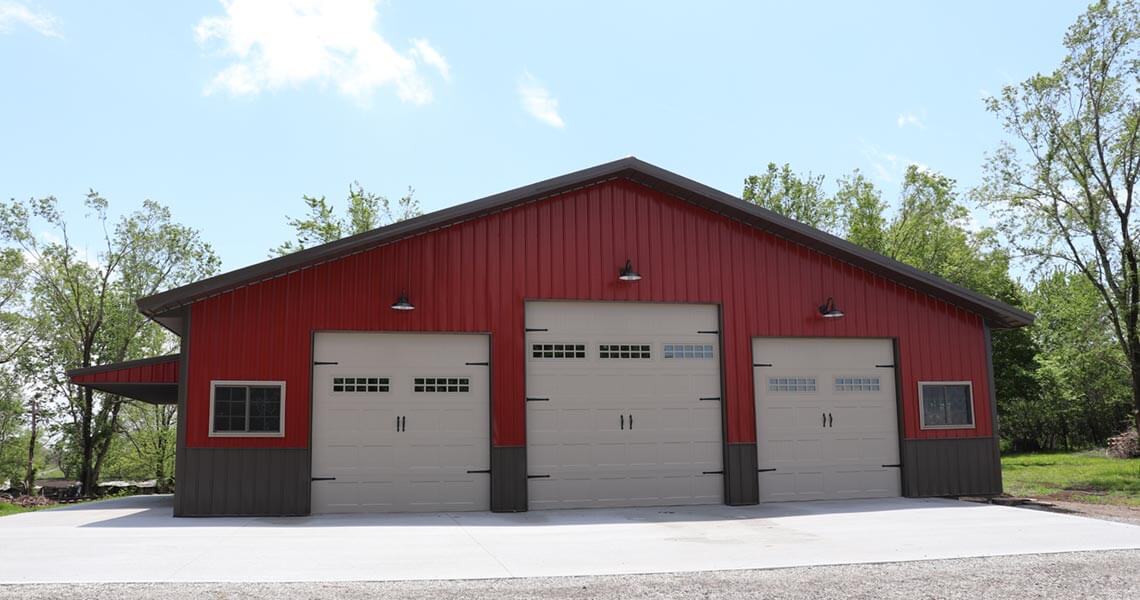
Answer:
top-left (137, 157), bottom-right (1034, 332)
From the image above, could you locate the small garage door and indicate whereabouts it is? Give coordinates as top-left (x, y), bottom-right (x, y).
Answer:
top-left (753, 338), bottom-right (900, 502)
top-left (311, 332), bottom-right (490, 513)
top-left (526, 301), bottom-right (723, 509)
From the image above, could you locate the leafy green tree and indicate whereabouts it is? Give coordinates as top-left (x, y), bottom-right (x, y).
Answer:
top-left (743, 163), bottom-right (839, 233)
top-left (0, 193), bottom-right (218, 492)
top-left (273, 183), bottom-right (420, 255)
top-left (980, 0), bottom-right (1140, 433)
top-left (835, 170), bottom-right (888, 253)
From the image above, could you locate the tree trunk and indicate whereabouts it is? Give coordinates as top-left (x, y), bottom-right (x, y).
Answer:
top-left (80, 386), bottom-right (94, 494)
top-left (24, 395), bottom-right (37, 494)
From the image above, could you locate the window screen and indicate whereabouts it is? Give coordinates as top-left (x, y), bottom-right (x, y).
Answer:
top-left (920, 383), bottom-right (974, 428)
top-left (532, 343), bottom-right (586, 359)
top-left (414, 377), bottom-right (471, 393)
top-left (767, 377), bottom-right (817, 392)
top-left (599, 344), bottom-right (651, 359)
top-left (835, 376), bottom-right (881, 392)
top-left (212, 384), bottom-right (283, 434)
top-left (663, 344), bottom-right (715, 359)
top-left (332, 377), bottom-right (390, 392)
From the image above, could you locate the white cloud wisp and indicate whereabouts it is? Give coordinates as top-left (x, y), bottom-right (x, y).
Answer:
top-left (0, 2), bottom-right (61, 37)
top-left (518, 72), bottom-right (564, 128)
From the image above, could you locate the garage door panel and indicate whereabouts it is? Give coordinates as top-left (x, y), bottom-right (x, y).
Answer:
top-left (526, 302), bottom-right (723, 509)
top-left (311, 333), bottom-right (490, 513)
top-left (755, 338), bottom-right (900, 502)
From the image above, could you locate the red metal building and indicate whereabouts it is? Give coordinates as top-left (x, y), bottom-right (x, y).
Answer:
top-left (68, 158), bottom-right (1032, 516)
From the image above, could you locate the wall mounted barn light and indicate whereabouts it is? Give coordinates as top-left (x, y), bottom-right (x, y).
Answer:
top-left (618, 259), bottom-right (642, 282)
top-left (391, 292), bottom-right (415, 311)
top-left (818, 297), bottom-right (844, 318)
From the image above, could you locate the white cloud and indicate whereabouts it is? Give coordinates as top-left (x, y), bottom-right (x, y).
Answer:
top-left (195, 0), bottom-right (449, 104)
top-left (0, 2), bottom-right (61, 37)
top-left (861, 141), bottom-right (927, 183)
top-left (896, 110), bottom-right (926, 129)
top-left (409, 38), bottom-right (449, 82)
top-left (518, 72), bottom-right (564, 128)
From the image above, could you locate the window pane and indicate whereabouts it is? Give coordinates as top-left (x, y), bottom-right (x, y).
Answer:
top-left (922, 384), bottom-right (973, 427)
top-left (248, 386), bottom-right (281, 432)
top-left (214, 386), bottom-right (247, 432)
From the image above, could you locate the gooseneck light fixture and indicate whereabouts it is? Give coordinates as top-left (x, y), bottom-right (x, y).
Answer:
top-left (618, 259), bottom-right (642, 282)
top-left (391, 291), bottom-right (415, 311)
top-left (818, 297), bottom-right (844, 318)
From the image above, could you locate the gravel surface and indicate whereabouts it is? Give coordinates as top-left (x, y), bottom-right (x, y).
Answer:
top-left (3, 550), bottom-right (1138, 600)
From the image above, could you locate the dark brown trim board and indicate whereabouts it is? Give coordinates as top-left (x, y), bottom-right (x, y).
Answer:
top-left (725, 443), bottom-right (759, 505)
top-left (177, 448), bottom-right (311, 516)
top-left (901, 438), bottom-right (1002, 497)
top-left (492, 446), bottom-right (527, 512)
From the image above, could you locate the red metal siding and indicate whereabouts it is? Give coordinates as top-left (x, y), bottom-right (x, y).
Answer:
top-left (71, 358), bottom-right (179, 385)
top-left (185, 178), bottom-right (993, 448)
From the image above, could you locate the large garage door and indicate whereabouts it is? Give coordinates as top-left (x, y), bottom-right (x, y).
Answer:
top-left (753, 338), bottom-right (900, 502)
top-left (526, 301), bottom-right (723, 509)
top-left (311, 333), bottom-right (490, 513)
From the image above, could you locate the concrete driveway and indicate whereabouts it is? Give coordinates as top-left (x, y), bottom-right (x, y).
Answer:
top-left (1, 495), bottom-right (1138, 583)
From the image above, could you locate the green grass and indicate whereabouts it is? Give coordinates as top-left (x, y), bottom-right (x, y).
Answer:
top-left (0, 502), bottom-right (41, 516)
top-left (1002, 451), bottom-right (1140, 506)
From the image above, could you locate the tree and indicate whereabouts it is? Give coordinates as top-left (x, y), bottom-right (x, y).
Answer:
top-left (0, 193), bottom-right (219, 493)
top-left (836, 170), bottom-right (888, 253)
top-left (743, 163), bottom-right (839, 233)
top-left (273, 183), bottom-right (420, 255)
top-left (980, 0), bottom-right (1140, 433)
top-left (0, 248), bottom-right (29, 364)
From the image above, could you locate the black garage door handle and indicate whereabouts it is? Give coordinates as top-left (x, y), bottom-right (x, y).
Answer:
top-left (311, 477), bottom-right (336, 481)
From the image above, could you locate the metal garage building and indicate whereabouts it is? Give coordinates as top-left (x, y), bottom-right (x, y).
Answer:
top-left (67, 158), bottom-right (1033, 516)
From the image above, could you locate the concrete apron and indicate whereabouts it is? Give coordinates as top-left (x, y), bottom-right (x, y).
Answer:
top-left (1, 495), bottom-right (1138, 583)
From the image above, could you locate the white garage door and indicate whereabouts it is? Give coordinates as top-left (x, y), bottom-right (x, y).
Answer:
top-left (526, 301), bottom-right (723, 509)
top-left (310, 332), bottom-right (490, 513)
top-left (753, 338), bottom-right (901, 502)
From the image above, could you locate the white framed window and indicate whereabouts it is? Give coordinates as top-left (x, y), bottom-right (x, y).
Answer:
top-left (209, 381), bottom-right (286, 437)
top-left (835, 376), bottom-right (881, 392)
top-left (532, 343), bottom-right (587, 359)
top-left (767, 377), bottom-right (817, 392)
top-left (333, 377), bottom-right (390, 393)
top-left (599, 344), bottom-right (651, 359)
top-left (919, 381), bottom-right (975, 429)
top-left (414, 377), bottom-right (471, 393)
top-left (663, 343), bottom-right (715, 359)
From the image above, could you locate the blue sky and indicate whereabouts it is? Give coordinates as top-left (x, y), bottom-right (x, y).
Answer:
top-left (1, 1), bottom-right (1083, 272)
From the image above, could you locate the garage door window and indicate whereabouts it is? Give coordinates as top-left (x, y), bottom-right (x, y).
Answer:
top-left (599, 344), bottom-right (651, 359)
top-left (663, 343), bottom-right (714, 359)
top-left (768, 377), bottom-right (816, 392)
top-left (835, 376), bottom-right (880, 392)
top-left (210, 381), bottom-right (285, 436)
top-left (532, 343), bottom-right (586, 359)
top-left (919, 382), bottom-right (974, 429)
top-left (414, 377), bottom-right (470, 393)
top-left (333, 377), bottom-right (390, 392)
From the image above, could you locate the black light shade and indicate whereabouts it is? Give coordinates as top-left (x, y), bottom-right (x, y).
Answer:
top-left (391, 292), bottom-right (415, 311)
top-left (618, 259), bottom-right (641, 281)
top-left (818, 297), bottom-right (844, 318)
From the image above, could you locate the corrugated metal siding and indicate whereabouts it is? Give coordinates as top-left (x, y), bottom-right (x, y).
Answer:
top-left (901, 438), bottom-right (1002, 496)
top-left (71, 358), bottom-right (179, 385)
top-left (176, 448), bottom-right (310, 516)
top-left (185, 178), bottom-right (994, 449)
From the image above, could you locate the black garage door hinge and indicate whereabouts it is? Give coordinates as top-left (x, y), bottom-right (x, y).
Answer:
top-left (311, 476), bottom-right (336, 481)
top-left (313, 361), bottom-right (338, 366)
top-left (526, 397), bottom-right (550, 402)
top-left (753, 363), bottom-right (772, 367)
top-left (702, 470), bottom-right (724, 475)
top-left (698, 397), bottom-right (721, 402)
top-left (757, 468), bottom-right (777, 473)
top-left (465, 361), bottom-right (489, 366)
top-left (882, 463), bottom-right (901, 468)
top-left (466, 469), bottom-right (491, 474)
top-left (525, 328), bottom-right (548, 332)
top-left (527, 474), bottom-right (551, 479)
top-left (876, 364), bottom-right (895, 368)
top-left (697, 330), bottom-right (719, 334)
